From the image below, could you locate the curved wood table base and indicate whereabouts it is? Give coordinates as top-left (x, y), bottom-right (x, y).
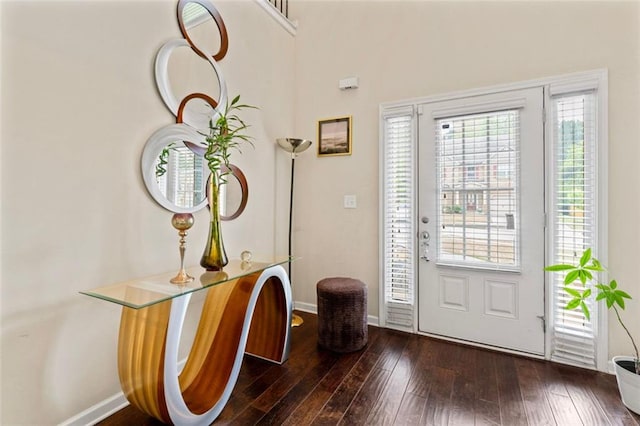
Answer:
top-left (117, 265), bottom-right (292, 425)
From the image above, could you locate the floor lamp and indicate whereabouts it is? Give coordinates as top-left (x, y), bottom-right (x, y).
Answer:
top-left (277, 138), bottom-right (312, 327)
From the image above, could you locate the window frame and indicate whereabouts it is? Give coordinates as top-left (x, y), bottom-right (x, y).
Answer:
top-left (544, 71), bottom-right (609, 371)
top-left (378, 105), bottom-right (417, 332)
top-left (434, 109), bottom-right (522, 271)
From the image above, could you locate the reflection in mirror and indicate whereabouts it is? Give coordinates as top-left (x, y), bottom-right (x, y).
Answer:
top-left (141, 123), bottom-right (210, 214)
top-left (209, 165), bottom-right (248, 221)
top-left (154, 143), bottom-right (207, 209)
top-left (142, 124), bottom-right (248, 218)
top-left (219, 165), bottom-right (248, 220)
top-left (178, 0), bottom-right (228, 61)
top-left (181, 1), bottom-right (209, 28)
top-left (219, 177), bottom-right (240, 217)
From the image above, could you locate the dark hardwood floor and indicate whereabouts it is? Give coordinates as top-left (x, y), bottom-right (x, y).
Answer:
top-left (100, 311), bottom-right (640, 425)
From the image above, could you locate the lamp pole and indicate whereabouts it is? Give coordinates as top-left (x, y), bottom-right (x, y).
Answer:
top-left (276, 138), bottom-right (312, 327)
top-left (288, 154), bottom-right (295, 280)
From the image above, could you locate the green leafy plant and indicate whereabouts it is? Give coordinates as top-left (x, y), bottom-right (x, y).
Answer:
top-left (204, 95), bottom-right (256, 184)
top-left (545, 248), bottom-right (639, 374)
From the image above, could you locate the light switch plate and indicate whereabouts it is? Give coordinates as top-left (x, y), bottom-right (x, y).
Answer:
top-left (344, 194), bottom-right (357, 209)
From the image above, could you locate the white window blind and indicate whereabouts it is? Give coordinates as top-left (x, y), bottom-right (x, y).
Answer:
top-left (172, 145), bottom-right (204, 208)
top-left (435, 110), bottom-right (520, 270)
top-left (182, 3), bottom-right (210, 29)
top-left (381, 107), bottom-right (415, 328)
top-left (158, 145), bottom-right (205, 209)
top-left (550, 92), bottom-right (598, 368)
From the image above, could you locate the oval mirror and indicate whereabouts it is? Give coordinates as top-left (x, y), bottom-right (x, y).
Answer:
top-left (177, 0), bottom-right (228, 61)
top-left (155, 38), bottom-right (227, 131)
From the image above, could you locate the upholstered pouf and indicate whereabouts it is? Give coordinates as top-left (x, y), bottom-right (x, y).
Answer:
top-left (317, 277), bottom-right (368, 353)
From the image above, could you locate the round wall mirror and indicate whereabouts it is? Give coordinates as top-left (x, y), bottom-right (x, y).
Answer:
top-left (141, 123), bottom-right (248, 219)
top-left (142, 124), bottom-right (209, 213)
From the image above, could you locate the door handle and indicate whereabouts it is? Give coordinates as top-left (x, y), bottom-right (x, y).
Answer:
top-left (420, 231), bottom-right (430, 261)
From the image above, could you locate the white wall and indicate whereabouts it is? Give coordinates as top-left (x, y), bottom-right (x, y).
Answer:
top-left (290, 1), bottom-right (640, 359)
top-left (2, 1), bottom-right (639, 422)
top-left (0, 0), bottom-right (294, 423)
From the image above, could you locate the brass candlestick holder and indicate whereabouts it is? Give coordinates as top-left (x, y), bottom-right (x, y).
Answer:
top-left (170, 213), bottom-right (195, 284)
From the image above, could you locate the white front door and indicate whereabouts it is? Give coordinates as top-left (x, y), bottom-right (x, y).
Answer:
top-left (417, 88), bottom-right (545, 355)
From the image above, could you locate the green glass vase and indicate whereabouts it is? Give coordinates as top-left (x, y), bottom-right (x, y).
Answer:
top-left (200, 172), bottom-right (228, 271)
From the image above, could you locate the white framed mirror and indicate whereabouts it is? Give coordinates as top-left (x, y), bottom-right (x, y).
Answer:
top-left (142, 123), bottom-right (249, 219)
top-left (141, 124), bottom-right (209, 213)
top-left (155, 38), bottom-right (227, 131)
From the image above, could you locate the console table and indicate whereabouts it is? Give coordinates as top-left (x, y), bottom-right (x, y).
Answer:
top-left (81, 258), bottom-right (292, 425)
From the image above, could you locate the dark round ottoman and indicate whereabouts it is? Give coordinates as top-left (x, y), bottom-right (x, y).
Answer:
top-left (317, 277), bottom-right (368, 353)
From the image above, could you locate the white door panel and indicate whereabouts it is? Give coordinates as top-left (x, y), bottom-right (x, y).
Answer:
top-left (418, 88), bottom-right (545, 355)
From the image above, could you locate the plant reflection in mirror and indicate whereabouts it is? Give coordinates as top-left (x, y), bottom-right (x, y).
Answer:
top-left (156, 142), bottom-right (178, 179)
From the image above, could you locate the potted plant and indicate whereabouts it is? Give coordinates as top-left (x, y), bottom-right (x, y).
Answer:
top-left (545, 248), bottom-right (639, 413)
top-left (198, 94), bottom-right (255, 270)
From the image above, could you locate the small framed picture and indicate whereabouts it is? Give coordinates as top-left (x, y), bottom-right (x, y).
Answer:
top-left (317, 116), bottom-right (352, 157)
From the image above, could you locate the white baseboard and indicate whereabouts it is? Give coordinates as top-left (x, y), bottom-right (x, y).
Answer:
top-left (58, 392), bottom-right (129, 426)
top-left (293, 301), bottom-right (317, 314)
top-left (294, 301), bottom-right (379, 327)
top-left (59, 358), bottom-right (188, 426)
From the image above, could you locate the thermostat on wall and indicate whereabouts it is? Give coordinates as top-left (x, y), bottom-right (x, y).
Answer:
top-left (339, 76), bottom-right (359, 90)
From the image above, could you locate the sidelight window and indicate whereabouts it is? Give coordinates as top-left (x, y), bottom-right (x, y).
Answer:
top-left (549, 91), bottom-right (599, 369)
top-left (381, 106), bottom-right (416, 329)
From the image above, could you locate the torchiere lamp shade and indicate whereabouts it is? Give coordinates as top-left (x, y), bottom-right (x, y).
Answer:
top-left (277, 138), bottom-right (312, 155)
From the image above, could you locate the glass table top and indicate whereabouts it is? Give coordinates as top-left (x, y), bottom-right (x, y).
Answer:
top-left (80, 257), bottom-right (291, 309)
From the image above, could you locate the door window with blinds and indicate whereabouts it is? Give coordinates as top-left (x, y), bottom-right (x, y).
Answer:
top-left (436, 110), bottom-right (520, 270)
